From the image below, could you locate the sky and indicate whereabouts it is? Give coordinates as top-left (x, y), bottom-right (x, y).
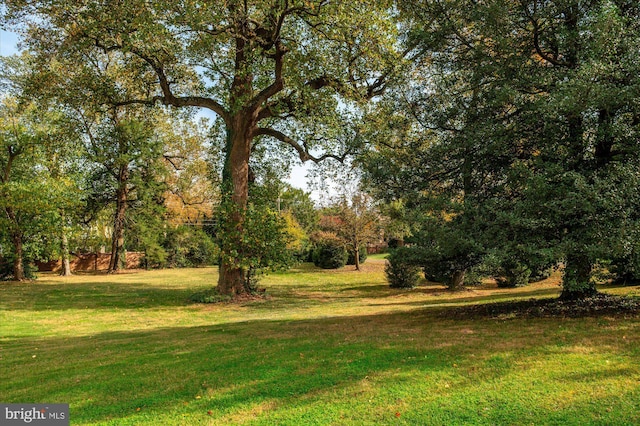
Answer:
top-left (0, 29), bottom-right (19, 56)
top-left (0, 28), bottom-right (317, 198)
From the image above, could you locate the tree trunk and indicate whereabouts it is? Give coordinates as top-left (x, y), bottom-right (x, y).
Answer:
top-left (11, 231), bottom-right (25, 281)
top-left (216, 117), bottom-right (252, 295)
top-left (448, 269), bottom-right (466, 291)
top-left (60, 229), bottom-right (72, 276)
top-left (5, 206), bottom-right (25, 281)
top-left (354, 246), bottom-right (361, 271)
top-left (561, 252), bottom-right (596, 300)
top-left (108, 166), bottom-right (129, 273)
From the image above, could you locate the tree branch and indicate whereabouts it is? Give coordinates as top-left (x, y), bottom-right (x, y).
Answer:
top-left (128, 48), bottom-right (231, 123)
top-left (519, 1), bottom-right (570, 68)
top-left (163, 154), bottom-right (185, 171)
top-left (80, 30), bottom-right (231, 123)
top-left (250, 40), bottom-right (287, 112)
top-left (253, 127), bottom-right (350, 163)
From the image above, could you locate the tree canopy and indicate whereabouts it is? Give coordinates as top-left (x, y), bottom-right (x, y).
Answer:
top-left (365, 0), bottom-right (640, 298)
top-left (2, 0), bottom-right (409, 294)
top-left (2, 0), bottom-right (640, 302)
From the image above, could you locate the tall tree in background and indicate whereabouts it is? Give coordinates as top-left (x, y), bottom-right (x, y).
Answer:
top-left (3, 51), bottom-right (170, 275)
top-left (0, 97), bottom-right (79, 280)
top-left (36, 108), bottom-right (85, 276)
top-left (3, 0), bottom-right (407, 295)
top-left (0, 98), bottom-right (37, 281)
top-left (82, 110), bottom-right (164, 273)
top-left (325, 193), bottom-right (380, 271)
top-left (2, 54), bottom-right (86, 278)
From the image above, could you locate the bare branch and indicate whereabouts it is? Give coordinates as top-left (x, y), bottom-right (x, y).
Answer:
top-left (254, 127), bottom-right (350, 163)
top-left (163, 154), bottom-right (186, 171)
top-left (531, 20), bottom-right (569, 67)
top-left (78, 30), bottom-right (231, 123)
top-left (168, 187), bottom-right (212, 207)
top-left (128, 48), bottom-right (231, 123)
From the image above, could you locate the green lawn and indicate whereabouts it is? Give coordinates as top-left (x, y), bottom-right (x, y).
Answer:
top-left (1, 260), bottom-right (639, 425)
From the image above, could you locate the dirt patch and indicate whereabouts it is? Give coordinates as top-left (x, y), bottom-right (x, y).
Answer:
top-left (442, 293), bottom-right (640, 320)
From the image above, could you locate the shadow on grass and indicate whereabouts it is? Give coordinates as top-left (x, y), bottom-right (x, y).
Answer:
top-left (253, 284), bottom-right (564, 314)
top-left (3, 309), bottom-right (639, 425)
top-left (0, 312), bottom-right (444, 421)
top-left (364, 286), bottom-right (564, 308)
top-left (0, 281), bottom-right (207, 310)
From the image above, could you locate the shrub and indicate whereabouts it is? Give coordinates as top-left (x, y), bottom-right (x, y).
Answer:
top-left (164, 226), bottom-right (218, 268)
top-left (142, 243), bottom-right (167, 269)
top-left (282, 211), bottom-right (310, 262)
top-left (0, 255), bottom-right (37, 280)
top-left (492, 255), bottom-right (555, 286)
top-left (312, 232), bottom-right (348, 269)
top-left (528, 265), bottom-right (553, 283)
top-left (464, 268), bottom-right (485, 287)
top-left (387, 238), bottom-right (403, 249)
top-left (214, 201), bottom-right (296, 292)
top-left (496, 261), bottom-right (531, 288)
top-left (386, 248), bottom-right (421, 288)
top-left (608, 255), bottom-right (640, 285)
top-left (346, 245), bottom-right (368, 266)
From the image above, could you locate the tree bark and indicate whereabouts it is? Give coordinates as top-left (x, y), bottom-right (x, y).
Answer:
top-left (11, 231), bottom-right (25, 281)
top-left (108, 165), bottom-right (129, 273)
top-left (354, 245), bottom-right (361, 271)
top-left (217, 116), bottom-right (253, 295)
top-left (5, 206), bottom-right (25, 281)
top-left (448, 269), bottom-right (466, 291)
top-left (561, 251), bottom-right (597, 300)
top-left (60, 229), bottom-right (72, 276)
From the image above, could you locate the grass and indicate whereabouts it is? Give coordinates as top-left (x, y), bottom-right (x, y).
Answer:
top-left (1, 259), bottom-right (639, 425)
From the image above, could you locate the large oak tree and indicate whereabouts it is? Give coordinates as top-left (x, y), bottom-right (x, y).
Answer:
top-left (3, 0), bottom-right (407, 294)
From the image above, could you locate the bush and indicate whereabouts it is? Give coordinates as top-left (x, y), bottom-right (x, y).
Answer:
top-left (282, 211), bottom-right (310, 263)
top-left (492, 256), bottom-right (555, 286)
top-left (142, 243), bottom-right (167, 269)
top-left (213, 201), bottom-right (296, 290)
top-left (164, 226), bottom-right (218, 268)
top-left (346, 245), bottom-right (368, 265)
top-left (528, 265), bottom-right (553, 283)
top-left (606, 254), bottom-right (640, 285)
top-left (312, 233), bottom-right (348, 269)
top-left (386, 248), bottom-right (421, 288)
top-left (0, 256), bottom-right (37, 280)
top-left (496, 261), bottom-right (531, 288)
top-left (464, 268), bottom-right (485, 287)
top-left (387, 238), bottom-right (403, 249)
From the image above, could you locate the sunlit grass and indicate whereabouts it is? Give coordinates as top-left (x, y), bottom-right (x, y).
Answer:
top-left (1, 259), bottom-right (639, 425)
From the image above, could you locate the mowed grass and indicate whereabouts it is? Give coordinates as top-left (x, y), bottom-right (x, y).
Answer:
top-left (1, 259), bottom-right (639, 425)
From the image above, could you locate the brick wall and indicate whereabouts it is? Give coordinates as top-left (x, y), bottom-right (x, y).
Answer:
top-left (37, 252), bottom-right (144, 272)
